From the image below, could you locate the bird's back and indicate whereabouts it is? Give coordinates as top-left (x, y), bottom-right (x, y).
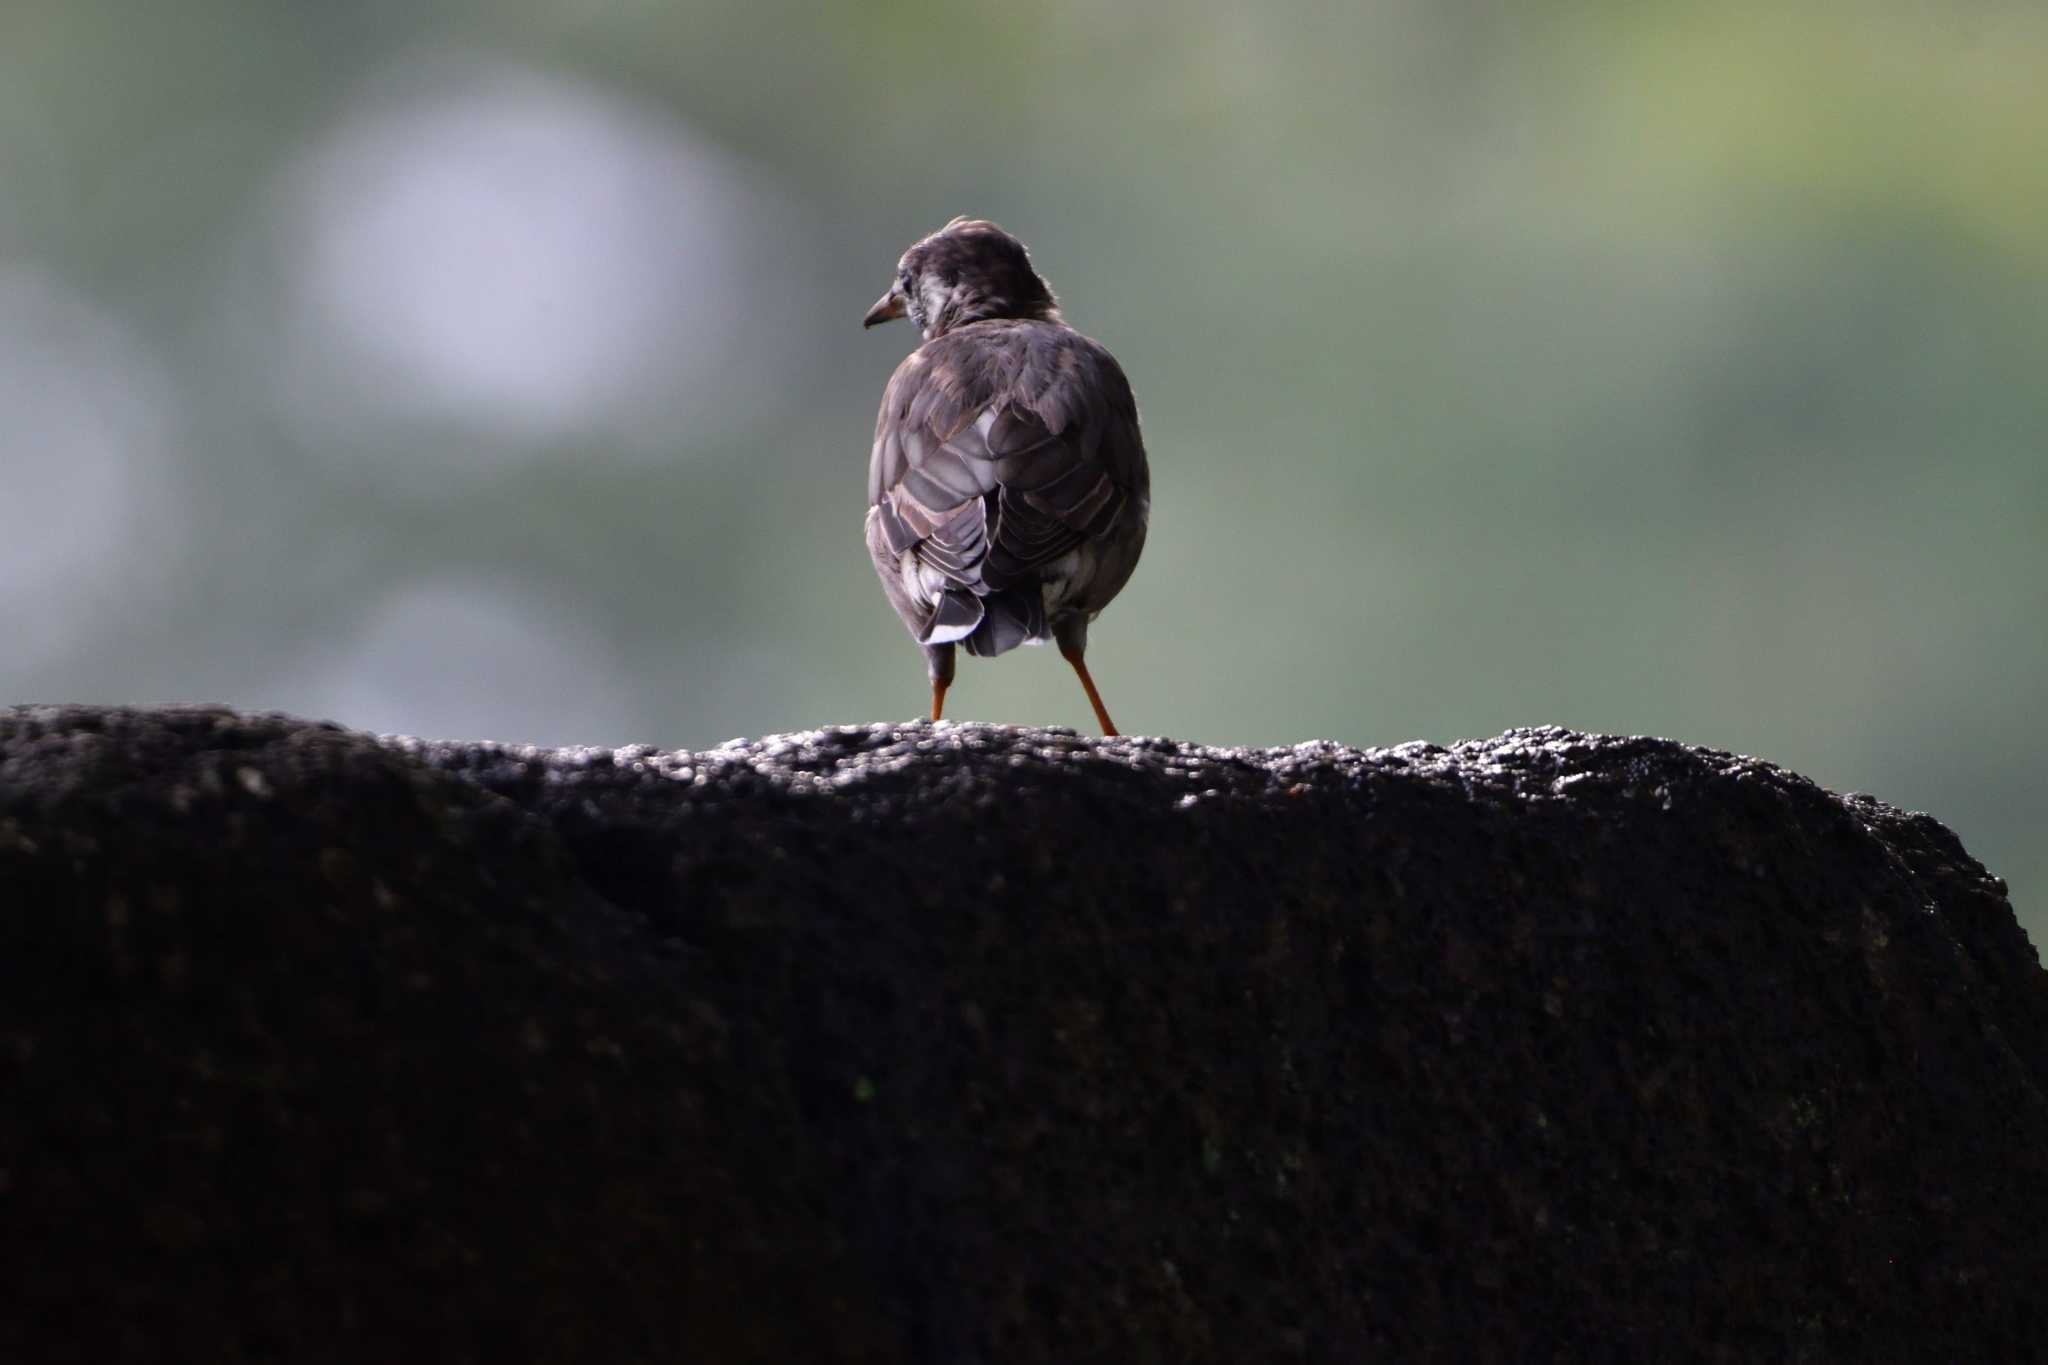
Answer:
top-left (867, 320), bottom-right (1148, 658)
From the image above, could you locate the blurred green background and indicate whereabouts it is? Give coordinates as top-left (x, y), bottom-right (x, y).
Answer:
top-left (3, 1), bottom-right (2042, 937)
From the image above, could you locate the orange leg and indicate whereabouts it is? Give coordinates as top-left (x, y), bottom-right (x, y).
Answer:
top-left (1059, 641), bottom-right (1119, 737)
top-left (925, 643), bottom-right (956, 724)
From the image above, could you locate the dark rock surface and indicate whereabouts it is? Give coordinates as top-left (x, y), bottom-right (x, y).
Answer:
top-left (3, 704), bottom-right (2045, 1363)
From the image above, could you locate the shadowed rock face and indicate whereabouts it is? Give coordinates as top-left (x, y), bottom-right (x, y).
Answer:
top-left (2, 705), bottom-right (2045, 1363)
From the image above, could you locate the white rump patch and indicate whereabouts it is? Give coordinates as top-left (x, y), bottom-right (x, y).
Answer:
top-left (924, 619), bottom-right (978, 645)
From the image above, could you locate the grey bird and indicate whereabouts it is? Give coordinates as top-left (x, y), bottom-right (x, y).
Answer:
top-left (862, 217), bottom-right (1150, 735)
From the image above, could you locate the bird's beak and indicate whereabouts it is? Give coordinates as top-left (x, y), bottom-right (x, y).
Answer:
top-left (863, 288), bottom-right (907, 329)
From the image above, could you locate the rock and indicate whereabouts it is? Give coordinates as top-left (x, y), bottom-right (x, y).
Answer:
top-left (2, 705), bottom-right (2044, 1362)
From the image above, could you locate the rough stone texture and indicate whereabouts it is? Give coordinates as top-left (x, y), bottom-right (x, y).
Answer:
top-left (3, 704), bottom-right (2045, 1363)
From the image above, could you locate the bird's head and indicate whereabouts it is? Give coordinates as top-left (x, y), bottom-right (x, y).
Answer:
top-left (863, 217), bottom-right (1061, 339)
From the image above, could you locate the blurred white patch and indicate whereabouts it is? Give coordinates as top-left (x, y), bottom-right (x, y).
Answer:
top-left (0, 265), bottom-right (182, 673)
top-left (269, 55), bottom-right (780, 474)
top-left (289, 578), bottom-right (639, 746)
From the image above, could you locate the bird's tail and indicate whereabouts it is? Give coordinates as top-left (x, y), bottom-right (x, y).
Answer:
top-left (962, 589), bottom-right (1044, 659)
top-left (920, 589), bottom-right (983, 646)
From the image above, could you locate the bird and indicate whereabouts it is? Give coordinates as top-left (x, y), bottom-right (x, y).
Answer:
top-left (861, 217), bottom-right (1150, 736)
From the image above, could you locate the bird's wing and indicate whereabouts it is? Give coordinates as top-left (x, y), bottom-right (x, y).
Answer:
top-left (867, 324), bottom-right (1144, 610)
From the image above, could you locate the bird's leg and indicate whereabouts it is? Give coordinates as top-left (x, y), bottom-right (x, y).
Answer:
top-left (1061, 646), bottom-right (1118, 736)
top-left (924, 642), bottom-right (956, 724)
top-left (1053, 619), bottom-right (1118, 736)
